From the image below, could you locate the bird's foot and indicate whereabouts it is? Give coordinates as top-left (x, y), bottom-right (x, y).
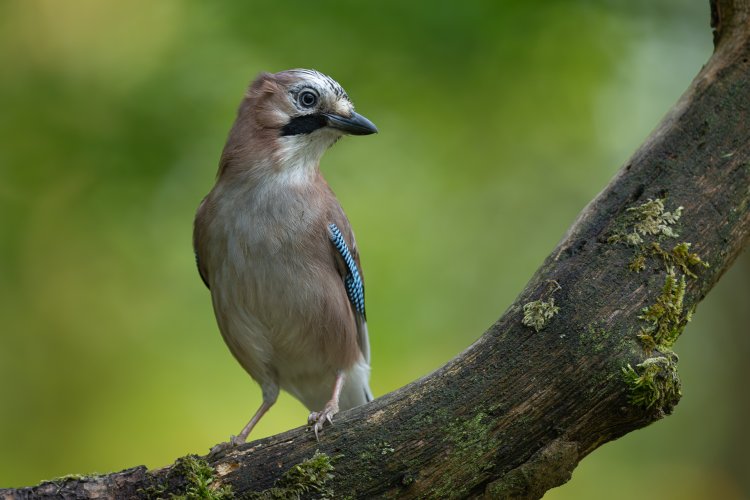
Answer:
top-left (230, 434), bottom-right (246, 446)
top-left (307, 402), bottom-right (339, 440)
top-left (208, 435), bottom-right (244, 457)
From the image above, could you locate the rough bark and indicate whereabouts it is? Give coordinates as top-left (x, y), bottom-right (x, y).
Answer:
top-left (3, 1), bottom-right (749, 498)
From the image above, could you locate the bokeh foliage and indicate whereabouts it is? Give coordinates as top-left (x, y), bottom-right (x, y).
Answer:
top-left (0, 1), bottom-right (748, 498)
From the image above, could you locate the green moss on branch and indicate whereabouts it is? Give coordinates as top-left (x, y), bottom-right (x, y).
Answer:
top-left (246, 451), bottom-right (336, 499)
top-left (637, 268), bottom-right (692, 352)
top-left (166, 455), bottom-right (234, 500)
top-left (622, 355), bottom-right (681, 411)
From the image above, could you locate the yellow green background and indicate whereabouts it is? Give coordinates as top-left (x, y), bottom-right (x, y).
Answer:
top-left (1, 1), bottom-right (748, 498)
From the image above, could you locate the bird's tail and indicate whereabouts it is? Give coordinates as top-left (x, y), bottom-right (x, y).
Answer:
top-left (363, 379), bottom-right (374, 403)
top-left (340, 358), bottom-right (373, 410)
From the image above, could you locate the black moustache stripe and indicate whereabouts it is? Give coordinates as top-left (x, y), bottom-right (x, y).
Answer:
top-left (280, 114), bottom-right (327, 136)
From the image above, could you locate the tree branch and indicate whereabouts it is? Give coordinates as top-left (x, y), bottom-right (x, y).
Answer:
top-left (4, 1), bottom-right (749, 498)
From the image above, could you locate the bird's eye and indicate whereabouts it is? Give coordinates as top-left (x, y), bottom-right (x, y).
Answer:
top-left (298, 90), bottom-right (318, 108)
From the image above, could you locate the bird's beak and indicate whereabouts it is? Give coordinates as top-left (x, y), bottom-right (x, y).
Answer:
top-left (324, 112), bottom-right (378, 136)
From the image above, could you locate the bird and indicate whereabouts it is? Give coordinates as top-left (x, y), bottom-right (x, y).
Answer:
top-left (193, 69), bottom-right (377, 447)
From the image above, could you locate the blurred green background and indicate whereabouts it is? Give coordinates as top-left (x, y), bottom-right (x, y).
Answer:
top-left (1, 0), bottom-right (748, 498)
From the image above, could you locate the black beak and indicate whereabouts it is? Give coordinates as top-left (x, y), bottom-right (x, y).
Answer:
top-left (324, 112), bottom-right (378, 135)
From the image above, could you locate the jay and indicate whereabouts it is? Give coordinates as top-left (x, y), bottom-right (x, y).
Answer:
top-left (193, 69), bottom-right (377, 446)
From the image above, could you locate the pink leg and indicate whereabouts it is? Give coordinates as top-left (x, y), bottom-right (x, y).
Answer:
top-left (210, 384), bottom-right (278, 456)
top-left (308, 371), bottom-right (346, 440)
top-left (231, 399), bottom-right (273, 445)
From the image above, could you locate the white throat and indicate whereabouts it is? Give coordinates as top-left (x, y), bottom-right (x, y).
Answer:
top-left (274, 129), bottom-right (341, 185)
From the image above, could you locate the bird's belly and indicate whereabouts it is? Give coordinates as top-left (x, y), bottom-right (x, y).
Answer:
top-left (210, 238), bottom-right (360, 387)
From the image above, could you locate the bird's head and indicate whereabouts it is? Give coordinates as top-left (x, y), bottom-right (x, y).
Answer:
top-left (222, 69), bottom-right (377, 181)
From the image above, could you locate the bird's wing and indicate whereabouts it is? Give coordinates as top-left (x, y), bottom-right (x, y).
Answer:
top-left (193, 197), bottom-right (211, 290)
top-left (327, 222), bottom-right (370, 364)
top-left (194, 250), bottom-right (210, 290)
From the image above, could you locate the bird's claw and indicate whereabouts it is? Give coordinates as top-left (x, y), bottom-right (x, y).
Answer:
top-left (307, 405), bottom-right (338, 441)
top-left (229, 434), bottom-right (246, 446)
top-left (208, 435), bottom-right (244, 457)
